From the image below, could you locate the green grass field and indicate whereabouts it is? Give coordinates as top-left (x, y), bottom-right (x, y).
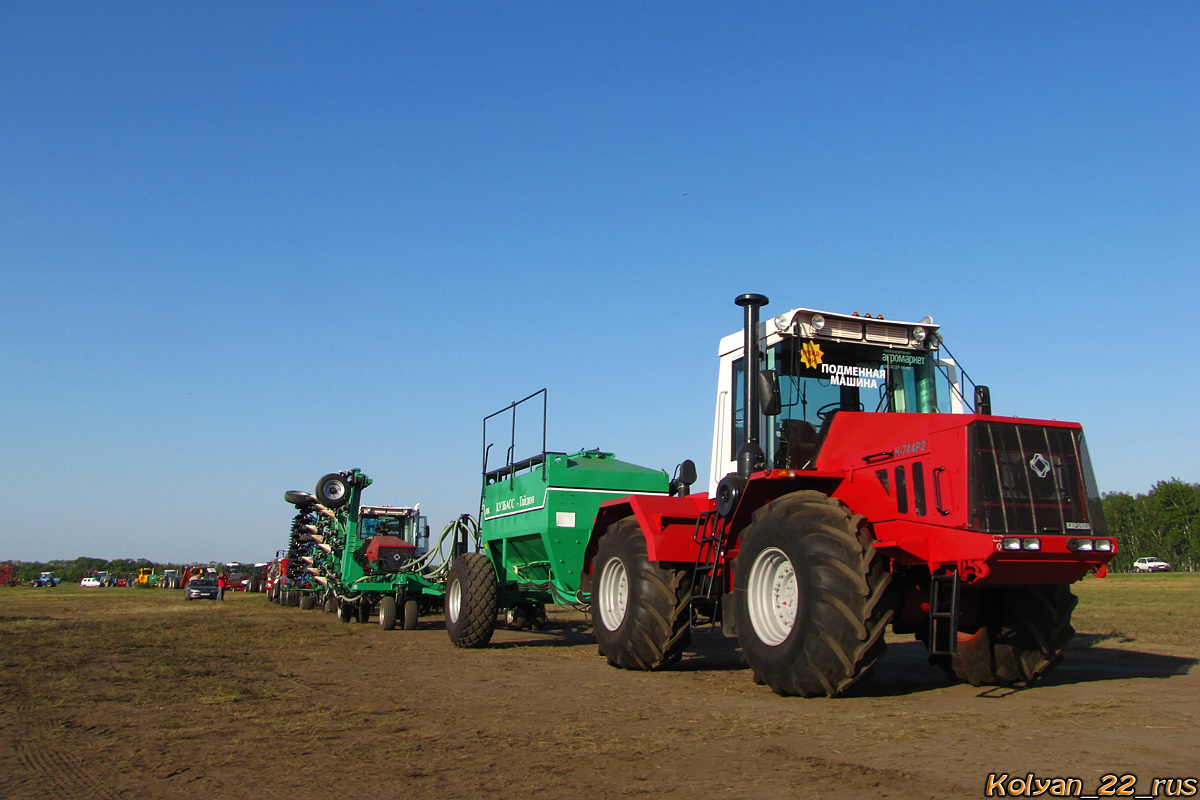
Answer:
top-left (1071, 572), bottom-right (1200, 648)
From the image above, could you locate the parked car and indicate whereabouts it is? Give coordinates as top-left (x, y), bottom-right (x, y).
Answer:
top-left (185, 578), bottom-right (220, 600)
top-left (80, 577), bottom-right (102, 587)
top-left (1133, 557), bottom-right (1171, 573)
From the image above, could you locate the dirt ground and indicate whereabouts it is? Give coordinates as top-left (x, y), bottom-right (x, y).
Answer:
top-left (1, 581), bottom-right (1197, 800)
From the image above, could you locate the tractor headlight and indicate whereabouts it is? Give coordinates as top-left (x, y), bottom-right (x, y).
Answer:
top-left (1002, 537), bottom-right (1022, 550)
top-left (1095, 540), bottom-right (1113, 552)
top-left (1022, 538), bottom-right (1041, 551)
top-left (810, 313), bottom-right (825, 333)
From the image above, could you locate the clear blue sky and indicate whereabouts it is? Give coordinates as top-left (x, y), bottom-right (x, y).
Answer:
top-left (2, 3), bottom-right (1196, 563)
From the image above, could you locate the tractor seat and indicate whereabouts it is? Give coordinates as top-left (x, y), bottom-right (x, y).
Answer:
top-left (776, 419), bottom-right (820, 469)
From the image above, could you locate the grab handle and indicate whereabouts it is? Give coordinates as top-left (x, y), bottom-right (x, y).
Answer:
top-left (933, 467), bottom-right (950, 516)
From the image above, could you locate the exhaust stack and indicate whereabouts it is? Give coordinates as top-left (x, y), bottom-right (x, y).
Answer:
top-left (735, 293), bottom-right (769, 478)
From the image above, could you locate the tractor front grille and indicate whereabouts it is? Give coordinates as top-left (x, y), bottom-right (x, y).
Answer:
top-left (968, 422), bottom-right (1107, 536)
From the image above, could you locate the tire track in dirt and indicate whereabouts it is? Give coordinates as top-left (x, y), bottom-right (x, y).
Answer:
top-left (11, 701), bottom-right (119, 800)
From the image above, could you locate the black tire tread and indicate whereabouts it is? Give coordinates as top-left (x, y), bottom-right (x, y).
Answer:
top-left (378, 596), bottom-right (397, 630)
top-left (593, 518), bottom-right (692, 671)
top-left (947, 586), bottom-right (1077, 687)
top-left (736, 490), bottom-right (893, 698)
top-left (447, 553), bottom-right (498, 649)
top-left (402, 597), bottom-right (419, 630)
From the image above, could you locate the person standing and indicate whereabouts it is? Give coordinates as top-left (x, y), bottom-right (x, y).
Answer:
top-left (217, 573), bottom-right (227, 601)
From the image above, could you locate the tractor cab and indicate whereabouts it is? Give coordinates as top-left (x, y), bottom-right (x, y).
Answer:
top-left (713, 306), bottom-right (969, 490)
top-left (360, 506), bottom-right (429, 555)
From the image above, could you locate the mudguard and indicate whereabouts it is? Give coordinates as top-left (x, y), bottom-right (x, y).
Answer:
top-left (586, 493), bottom-right (714, 573)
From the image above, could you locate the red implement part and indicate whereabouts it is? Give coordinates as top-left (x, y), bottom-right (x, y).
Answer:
top-left (363, 536), bottom-right (416, 569)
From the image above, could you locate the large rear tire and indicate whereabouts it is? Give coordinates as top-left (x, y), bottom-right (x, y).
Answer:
top-left (445, 553), bottom-right (498, 648)
top-left (939, 586), bottom-right (1077, 686)
top-left (592, 517), bottom-right (692, 670)
top-left (732, 490), bottom-right (893, 697)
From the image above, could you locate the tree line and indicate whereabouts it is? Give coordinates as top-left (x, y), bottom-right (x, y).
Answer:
top-left (2, 557), bottom-right (221, 584)
top-left (1102, 478), bottom-right (1200, 572)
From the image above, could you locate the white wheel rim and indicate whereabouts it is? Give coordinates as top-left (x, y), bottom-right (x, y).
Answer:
top-left (324, 481), bottom-right (346, 500)
top-left (747, 547), bottom-right (798, 646)
top-left (447, 579), bottom-right (461, 624)
top-left (597, 556), bottom-right (629, 631)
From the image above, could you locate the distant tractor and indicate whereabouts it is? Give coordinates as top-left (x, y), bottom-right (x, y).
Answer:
top-left (448, 295), bottom-right (1116, 695)
top-left (31, 571), bottom-right (59, 588)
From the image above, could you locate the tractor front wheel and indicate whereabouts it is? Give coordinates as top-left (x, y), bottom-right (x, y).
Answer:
top-left (445, 553), bottom-right (498, 648)
top-left (592, 517), bottom-right (692, 670)
top-left (378, 596), bottom-right (397, 630)
top-left (938, 586), bottom-right (1077, 686)
top-left (732, 490), bottom-right (893, 697)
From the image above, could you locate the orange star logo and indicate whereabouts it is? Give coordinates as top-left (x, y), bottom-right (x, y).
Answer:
top-left (800, 341), bottom-right (824, 370)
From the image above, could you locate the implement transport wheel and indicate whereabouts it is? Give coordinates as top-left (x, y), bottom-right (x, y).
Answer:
top-left (315, 473), bottom-right (350, 509)
top-left (592, 517), bottom-right (693, 671)
top-left (378, 596), bottom-right (397, 630)
top-left (299, 594), bottom-right (314, 611)
top-left (507, 606), bottom-right (529, 630)
top-left (402, 597), bottom-right (419, 630)
top-left (324, 597), bottom-right (336, 614)
top-left (445, 553), bottom-right (498, 648)
top-left (937, 586), bottom-right (1077, 687)
top-left (732, 490), bottom-right (893, 697)
top-left (531, 603), bottom-right (548, 631)
top-left (337, 600), bottom-right (353, 623)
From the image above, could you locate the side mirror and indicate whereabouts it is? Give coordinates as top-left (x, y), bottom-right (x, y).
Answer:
top-left (670, 459), bottom-right (698, 497)
top-left (758, 369), bottom-right (782, 416)
top-left (974, 385), bottom-right (992, 415)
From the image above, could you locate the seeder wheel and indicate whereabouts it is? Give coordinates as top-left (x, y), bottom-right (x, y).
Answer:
top-left (445, 553), bottom-right (497, 648)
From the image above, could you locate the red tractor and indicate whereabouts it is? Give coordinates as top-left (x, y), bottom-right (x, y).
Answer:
top-left (584, 294), bottom-right (1115, 696)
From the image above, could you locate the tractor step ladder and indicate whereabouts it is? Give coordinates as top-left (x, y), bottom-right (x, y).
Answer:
top-left (691, 511), bottom-right (728, 623)
top-left (928, 571), bottom-right (960, 655)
